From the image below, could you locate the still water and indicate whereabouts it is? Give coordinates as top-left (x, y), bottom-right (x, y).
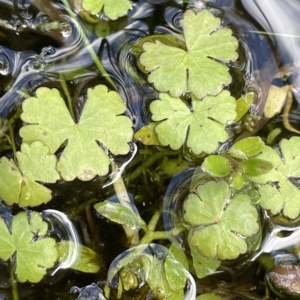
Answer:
top-left (1, 0), bottom-right (300, 299)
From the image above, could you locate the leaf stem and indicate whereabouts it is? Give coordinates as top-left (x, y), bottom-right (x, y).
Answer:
top-left (147, 209), bottom-right (162, 232)
top-left (10, 261), bottom-right (19, 300)
top-left (61, 0), bottom-right (117, 90)
top-left (112, 165), bottom-right (140, 247)
top-left (7, 121), bottom-right (16, 159)
top-left (59, 73), bottom-right (75, 121)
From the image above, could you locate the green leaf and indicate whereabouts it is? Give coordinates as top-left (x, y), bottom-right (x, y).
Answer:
top-left (196, 293), bottom-right (221, 300)
top-left (0, 142), bottom-right (59, 207)
top-left (164, 256), bottom-right (187, 291)
top-left (82, 0), bottom-right (132, 20)
top-left (94, 200), bottom-right (144, 229)
top-left (150, 91), bottom-right (236, 154)
top-left (240, 158), bottom-right (273, 177)
top-left (183, 181), bottom-right (259, 260)
top-left (57, 241), bottom-right (102, 273)
top-left (20, 86), bottom-right (133, 181)
top-left (0, 211), bottom-right (57, 283)
top-left (252, 137), bottom-right (300, 219)
top-left (160, 158), bottom-right (191, 177)
top-left (264, 85), bottom-right (289, 118)
top-left (201, 155), bottom-right (231, 177)
top-left (190, 243), bottom-right (220, 279)
top-left (139, 9), bottom-right (238, 98)
top-left (229, 137), bottom-right (265, 159)
top-left (235, 92), bottom-right (254, 121)
top-left (169, 241), bottom-right (189, 271)
top-left (134, 123), bottom-right (161, 146)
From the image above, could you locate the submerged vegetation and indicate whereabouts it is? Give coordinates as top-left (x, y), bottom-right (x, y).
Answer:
top-left (1, 0), bottom-right (300, 299)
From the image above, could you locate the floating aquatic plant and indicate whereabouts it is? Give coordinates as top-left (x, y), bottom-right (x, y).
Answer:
top-left (139, 9), bottom-right (238, 98)
top-left (20, 85), bottom-right (133, 181)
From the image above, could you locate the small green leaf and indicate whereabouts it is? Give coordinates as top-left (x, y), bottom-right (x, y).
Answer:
top-left (150, 91), bottom-right (236, 154)
top-left (82, 0), bottom-right (132, 20)
top-left (134, 123), bottom-right (161, 145)
top-left (190, 243), bottom-right (220, 279)
top-left (0, 142), bottom-right (59, 207)
top-left (240, 158), bottom-right (273, 177)
top-left (252, 136), bottom-right (300, 219)
top-left (160, 158), bottom-right (191, 177)
top-left (231, 172), bottom-right (245, 190)
top-left (201, 155), bottom-right (231, 177)
top-left (235, 92), bottom-right (254, 121)
top-left (139, 9), bottom-right (238, 98)
top-left (196, 293), bottom-right (221, 300)
top-left (169, 241), bottom-right (189, 271)
top-left (94, 200), bottom-right (143, 229)
top-left (57, 241), bottom-right (102, 273)
top-left (264, 84), bottom-right (289, 118)
top-left (164, 256), bottom-right (187, 291)
top-left (183, 181), bottom-right (259, 260)
top-left (0, 211), bottom-right (57, 283)
top-left (20, 86), bottom-right (133, 181)
top-left (229, 137), bottom-right (265, 159)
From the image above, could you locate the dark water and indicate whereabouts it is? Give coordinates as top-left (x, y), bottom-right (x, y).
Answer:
top-left (1, 0), bottom-right (300, 299)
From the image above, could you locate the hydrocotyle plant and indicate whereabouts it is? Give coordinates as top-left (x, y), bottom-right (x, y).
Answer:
top-left (20, 85), bottom-right (133, 181)
top-left (139, 9), bottom-right (239, 98)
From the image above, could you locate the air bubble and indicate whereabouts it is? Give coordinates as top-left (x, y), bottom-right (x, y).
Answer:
top-left (60, 22), bottom-right (72, 38)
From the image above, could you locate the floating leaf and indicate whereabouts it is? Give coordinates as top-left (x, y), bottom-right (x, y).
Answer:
top-left (252, 137), bottom-right (300, 219)
top-left (201, 155), bottom-right (231, 177)
top-left (235, 93), bottom-right (254, 121)
top-left (81, 0), bottom-right (132, 20)
top-left (57, 241), bottom-right (102, 273)
top-left (139, 9), bottom-right (238, 98)
top-left (20, 86), bottom-right (133, 181)
top-left (229, 137), bottom-right (265, 159)
top-left (183, 181), bottom-right (259, 260)
top-left (240, 158), bottom-right (273, 177)
top-left (0, 211), bottom-right (57, 283)
top-left (0, 142), bottom-right (59, 206)
top-left (264, 85), bottom-right (289, 118)
top-left (164, 256), bottom-right (187, 291)
top-left (190, 243), bottom-right (220, 279)
top-left (169, 241), bottom-right (189, 271)
top-left (94, 200), bottom-right (144, 229)
top-left (150, 91), bottom-right (236, 154)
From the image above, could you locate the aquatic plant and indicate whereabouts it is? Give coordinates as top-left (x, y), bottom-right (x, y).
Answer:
top-left (0, 1), bottom-right (299, 299)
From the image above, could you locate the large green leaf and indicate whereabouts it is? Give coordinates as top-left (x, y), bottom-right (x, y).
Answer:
top-left (139, 9), bottom-right (238, 98)
top-left (0, 142), bottom-right (59, 206)
top-left (252, 137), bottom-right (300, 219)
top-left (20, 86), bottom-right (133, 181)
top-left (81, 0), bottom-right (132, 20)
top-left (150, 91), bottom-right (236, 154)
top-left (183, 181), bottom-right (259, 260)
top-left (0, 211), bottom-right (57, 283)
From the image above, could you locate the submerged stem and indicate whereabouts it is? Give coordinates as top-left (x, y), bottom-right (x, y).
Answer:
top-left (10, 261), bottom-right (19, 300)
top-left (61, 0), bottom-right (116, 90)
